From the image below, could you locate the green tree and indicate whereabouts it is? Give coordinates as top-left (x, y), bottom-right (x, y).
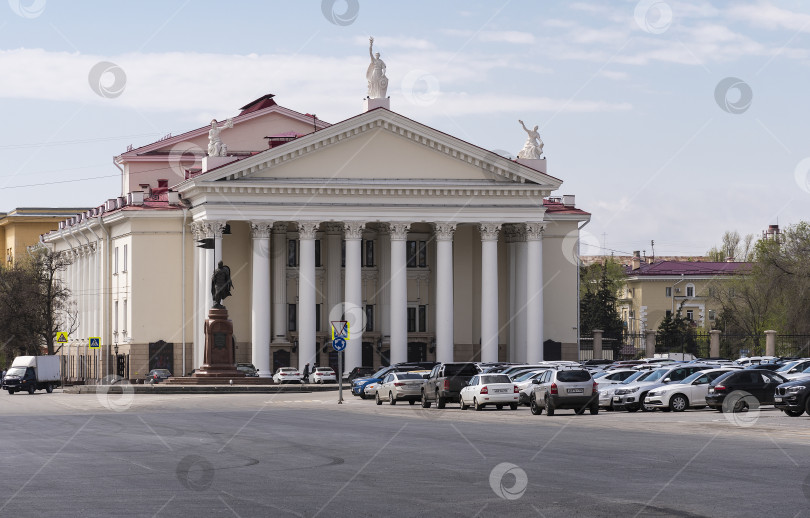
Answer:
top-left (657, 301), bottom-right (697, 356)
top-left (580, 260), bottom-right (624, 342)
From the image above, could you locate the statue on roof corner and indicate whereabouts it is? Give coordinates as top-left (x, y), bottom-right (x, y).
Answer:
top-left (517, 120), bottom-right (544, 159)
top-left (208, 118), bottom-right (234, 157)
top-left (366, 36), bottom-right (388, 99)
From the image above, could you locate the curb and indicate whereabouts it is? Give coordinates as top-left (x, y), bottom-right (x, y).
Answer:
top-left (63, 384), bottom-right (343, 395)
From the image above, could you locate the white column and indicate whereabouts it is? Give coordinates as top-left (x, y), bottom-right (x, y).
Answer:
top-left (250, 222), bottom-right (273, 377)
top-left (195, 223), bottom-right (208, 369)
top-left (325, 223), bottom-right (343, 338)
top-left (213, 220), bottom-right (225, 268)
top-left (190, 222), bottom-right (201, 370)
top-left (506, 226), bottom-right (517, 362)
top-left (389, 223), bottom-right (410, 364)
top-left (525, 223), bottom-right (545, 363)
top-left (480, 223), bottom-right (501, 363)
top-left (434, 223), bottom-right (456, 363)
top-left (203, 222), bottom-right (216, 314)
top-left (272, 223), bottom-right (289, 343)
top-left (297, 221), bottom-right (319, 371)
top-left (515, 232), bottom-right (528, 363)
top-left (344, 222), bottom-right (365, 373)
top-left (378, 229), bottom-right (391, 349)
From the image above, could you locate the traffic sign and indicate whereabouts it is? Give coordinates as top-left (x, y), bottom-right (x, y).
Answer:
top-left (332, 337), bottom-right (346, 352)
top-left (56, 331), bottom-right (68, 343)
top-left (89, 337), bottom-right (101, 349)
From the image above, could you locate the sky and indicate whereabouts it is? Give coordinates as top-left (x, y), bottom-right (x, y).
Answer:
top-left (0, 0), bottom-right (808, 257)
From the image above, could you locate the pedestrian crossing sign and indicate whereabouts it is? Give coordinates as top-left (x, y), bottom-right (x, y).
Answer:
top-left (89, 337), bottom-right (101, 349)
top-left (56, 331), bottom-right (68, 343)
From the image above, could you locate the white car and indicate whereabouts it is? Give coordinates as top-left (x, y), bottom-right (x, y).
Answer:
top-left (598, 369), bottom-right (656, 409)
top-left (736, 356), bottom-right (777, 366)
top-left (273, 367), bottom-right (303, 384)
top-left (375, 372), bottom-right (425, 405)
top-left (644, 368), bottom-right (738, 411)
top-left (459, 374), bottom-right (519, 411)
top-left (512, 370), bottom-right (549, 405)
top-left (592, 369), bottom-right (638, 386)
top-left (776, 359), bottom-right (810, 379)
top-left (310, 367), bottom-right (337, 384)
top-left (363, 382), bottom-right (379, 398)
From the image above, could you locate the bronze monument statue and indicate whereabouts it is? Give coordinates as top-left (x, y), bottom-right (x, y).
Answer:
top-left (211, 260), bottom-right (233, 308)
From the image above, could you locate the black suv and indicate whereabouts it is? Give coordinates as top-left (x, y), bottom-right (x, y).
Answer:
top-left (774, 378), bottom-right (810, 417)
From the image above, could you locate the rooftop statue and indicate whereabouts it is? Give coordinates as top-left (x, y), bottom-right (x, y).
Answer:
top-left (366, 36), bottom-right (388, 99)
top-left (208, 118), bottom-right (234, 157)
top-left (517, 120), bottom-right (544, 159)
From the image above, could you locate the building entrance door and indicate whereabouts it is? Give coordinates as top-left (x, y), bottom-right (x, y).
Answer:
top-left (273, 349), bottom-right (290, 373)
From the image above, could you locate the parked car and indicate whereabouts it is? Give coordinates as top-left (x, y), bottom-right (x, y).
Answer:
top-left (774, 378), bottom-right (810, 417)
top-left (375, 372), bottom-right (425, 405)
top-left (744, 363), bottom-right (784, 371)
top-left (459, 374), bottom-right (519, 411)
top-left (706, 369), bottom-right (788, 412)
top-left (612, 365), bottom-right (714, 412)
top-left (736, 356), bottom-right (777, 367)
top-left (513, 370), bottom-right (549, 405)
top-left (273, 367), bottom-right (303, 384)
top-left (774, 359), bottom-right (810, 378)
top-left (421, 362), bottom-right (479, 408)
top-left (236, 363), bottom-right (258, 377)
top-left (146, 369), bottom-right (173, 384)
top-left (311, 367), bottom-right (337, 384)
top-left (529, 369), bottom-right (598, 415)
top-left (352, 365), bottom-right (426, 398)
top-left (645, 368), bottom-right (738, 411)
top-left (784, 365), bottom-right (810, 381)
top-left (363, 381), bottom-right (380, 398)
top-left (592, 369), bottom-right (638, 386)
top-left (345, 366), bottom-right (376, 383)
top-left (598, 370), bottom-right (656, 409)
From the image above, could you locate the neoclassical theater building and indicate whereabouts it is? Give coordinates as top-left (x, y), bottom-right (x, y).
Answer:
top-left (43, 73), bottom-right (589, 381)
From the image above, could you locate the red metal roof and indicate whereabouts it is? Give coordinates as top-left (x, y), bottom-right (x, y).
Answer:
top-left (542, 198), bottom-right (590, 215)
top-left (626, 261), bottom-right (752, 276)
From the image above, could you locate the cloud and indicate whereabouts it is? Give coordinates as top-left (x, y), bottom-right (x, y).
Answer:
top-left (728, 1), bottom-right (810, 32)
top-left (351, 35), bottom-right (435, 50)
top-left (443, 29), bottom-right (536, 44)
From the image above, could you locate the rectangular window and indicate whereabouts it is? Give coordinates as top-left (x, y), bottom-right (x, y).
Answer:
top-left (709, 309), bottom-right (716, 321)
top-left (288, 304), bottom-right (297, 332)
top-left (365, 305), bottom-right (374, 332)
top-left (686, 310), bottom-right (694, 321)
top-left (114, 247), bottom-right (119, 274)
top-left (708, 287), bottom-right (716, 297)
top-left (406, 240), bottom-right (417, 267)
top-left (364, 239), bottom-right (374, 267)
top-left (665, 287), bottom-right (672, 297)
top-left (665, 310), bottom-right (672, 319)
top-left (407, 307), bottom-right (417, 332)
top-left (123, 244), bottom-right (128, 272)
top-left (114, 301), bottom-right (119, 334)
top-left (316, 304), bottom-right (321, 332)
top-left (418, 305), bottom-right (427, 332)
top-left (315, 239), bottom-right (322, 268)
top-left (287, 240), bottom-right (297, 267)
top-left (122, 299), bottom-right (127, 336)
top-left (686, 286), bottom-right (694, 297)
top-left (418, 241), bottom-right (427, 268)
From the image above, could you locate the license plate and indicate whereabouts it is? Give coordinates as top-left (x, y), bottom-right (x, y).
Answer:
top-left (774, 397), bottom-right (782, 402)
top-left (567, 388), bottom-right (583, 394)
top-left (613, 396), bottom-right (620, 402)
top-left (494, 389), bottom-right (507, 393)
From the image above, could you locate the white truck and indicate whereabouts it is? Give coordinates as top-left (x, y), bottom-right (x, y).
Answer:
top-left (2, 355), bottom-right (61, 394)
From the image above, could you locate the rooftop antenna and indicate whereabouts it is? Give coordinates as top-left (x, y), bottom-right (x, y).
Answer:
top-left (650, 239), bottom-right (655, 261)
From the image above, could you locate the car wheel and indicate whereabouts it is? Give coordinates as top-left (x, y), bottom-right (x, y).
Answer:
top-left (784, 409), bottom-right (804, 417)
top-left (530, 395), bottom-right (543, 415)
top-left (436, 392), bottom-right (446, 409)
top-left (421, 391), bottom-right (431, 409)
top-left (408, 400), bottom-right (415, 405)
top-left (375, 392), bottom-right (382, 406)
top-left (510, 403), bottom-right (518, 410)
top-left (670, 394), bottom-right (688, 412)
top-left (7, 389), bottom-right (13, 395)
top-left (360, 391), bottom-right (367, 399)
top-left (545, 396), bottom-right (555, 416)
top-left (45, 385), bottom-right (54, 394)
top-left (640, 393), bottom-right (654, 412)
top-left (626, 404), bottom-right (639, 413)
top-left (474, 398), bottom-right (483, 411)
top-left (28, 385), bottom-right (35, 395)
top-left (733, 400), bottom-right (750, 413)
top-left (590, 402), bottom-right (599, 415)
top-left (806, 396), bottom-right (810, 416)
top-left (460, 397), bottom-right (469, 410)
top-left (389, 392), bottom-right (396, 405)
top-left (496, 404), bottom-right (503, 410)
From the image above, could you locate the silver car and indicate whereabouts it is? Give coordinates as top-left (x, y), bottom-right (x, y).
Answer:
top-left (375, 372), bottom-right (425, 405)
top-left (530, 369), bottom-right (598, 416)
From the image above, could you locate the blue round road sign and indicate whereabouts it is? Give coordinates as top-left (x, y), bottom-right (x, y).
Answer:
top-left (332, 337), bottom-right (347, 352)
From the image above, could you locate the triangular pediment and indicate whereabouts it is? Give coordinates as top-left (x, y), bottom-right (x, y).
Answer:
top-left (188, 109), bottom-right (562, 189)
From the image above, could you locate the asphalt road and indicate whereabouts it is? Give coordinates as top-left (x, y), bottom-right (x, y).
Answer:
top-left (0, 390), bottom-right (808, 517)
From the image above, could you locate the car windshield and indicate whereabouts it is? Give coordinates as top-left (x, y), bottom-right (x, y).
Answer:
top-left (775, 362), bottom-right (798, 372)
top-left (642, 369), bottom-right (668, 382)
top-left (681, 371), bottom-right (707, 384)
top-left (481, 375), bottom-right (511, 384)
top-left (396, 373), bottom-right (423, 380)
top-left (514, 371), bottom-right (542, 382)
top-left (592, 372), bottom-right (608, 379)
top-left (556, 370), bottom-right (591, 382)
top-left (6, 367), bottom-right (25, 376)
top-left (621, 371), bottom-right (646, 384)
top-left (445, 364), bottom-right (479, 376)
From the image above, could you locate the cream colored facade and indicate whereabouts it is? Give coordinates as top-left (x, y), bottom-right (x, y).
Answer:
top-left (43, 95), bottom-right (589, 381)
top-left (0, 208), bottom-right (88, 266)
